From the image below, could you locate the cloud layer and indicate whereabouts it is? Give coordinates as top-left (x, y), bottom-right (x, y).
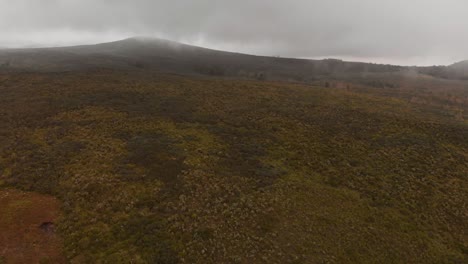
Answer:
top-left (1, 0), bottom-right (467, 65)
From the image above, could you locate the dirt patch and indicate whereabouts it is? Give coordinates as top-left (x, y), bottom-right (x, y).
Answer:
top-left (0, 189), bottom-right (65, 264)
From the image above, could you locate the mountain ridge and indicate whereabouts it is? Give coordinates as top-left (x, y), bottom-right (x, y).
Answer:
top-left (0, 37), bottom-right (466, 81)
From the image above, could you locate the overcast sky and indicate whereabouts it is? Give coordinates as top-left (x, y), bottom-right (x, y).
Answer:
top-left (1, 0), bottom-right (467, 66)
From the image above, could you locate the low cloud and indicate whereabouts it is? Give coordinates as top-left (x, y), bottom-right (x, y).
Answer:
top-left (1, 0), bottom-right (467, 65)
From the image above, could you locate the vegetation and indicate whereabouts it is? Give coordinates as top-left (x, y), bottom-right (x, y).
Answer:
top-left (0, 70), bottom-right (466, 263)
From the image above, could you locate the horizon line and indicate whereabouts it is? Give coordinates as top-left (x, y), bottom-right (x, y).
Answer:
top-left (0, 36), bottom-right (462, 68)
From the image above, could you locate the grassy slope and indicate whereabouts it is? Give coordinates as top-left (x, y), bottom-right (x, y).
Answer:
top-left (0, 71), bottom-right (466, 263)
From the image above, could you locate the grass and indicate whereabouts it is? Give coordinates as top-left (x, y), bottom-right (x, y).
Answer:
top-left (0, 70), bottom-right (466, 263)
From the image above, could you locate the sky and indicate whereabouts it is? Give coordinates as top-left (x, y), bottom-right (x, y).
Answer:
top-left (0, 0), bottom-right (467, 66)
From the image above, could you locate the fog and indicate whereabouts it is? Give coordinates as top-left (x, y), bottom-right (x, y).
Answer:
top-left (1, 0), bottom-right (467, 65)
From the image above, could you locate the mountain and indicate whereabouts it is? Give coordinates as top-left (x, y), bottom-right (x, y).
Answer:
top-left (0, 37), bottom-right (404, 81)
top-left (8, 37), bottom-right (468, 82)
top-left (415, 60), bottom-right (468, 80)
top-left (448, 60), bottom-right (468, 78)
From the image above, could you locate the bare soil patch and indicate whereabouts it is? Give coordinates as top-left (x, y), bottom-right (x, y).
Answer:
top-left (0, 189), bottom-right (65, 264)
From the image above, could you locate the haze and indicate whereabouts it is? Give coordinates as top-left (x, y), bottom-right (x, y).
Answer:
top-left (1, 0), bottom-right (467, 66)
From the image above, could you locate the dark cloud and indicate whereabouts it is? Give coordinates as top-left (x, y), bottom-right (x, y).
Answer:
top-left (1, 0), bottom-right (466, 65)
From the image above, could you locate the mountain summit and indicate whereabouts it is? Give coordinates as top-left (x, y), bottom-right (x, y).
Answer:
top-left (0, 37), bottom-right (466, 81)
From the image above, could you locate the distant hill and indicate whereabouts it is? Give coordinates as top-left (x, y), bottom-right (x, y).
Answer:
top-left (416, 60), bottom-right (468, 80)
top-left (2, 37), bottom-right (467, 82)
top-left (448, 60), bottom-right (468, 79)
top-left (0, 37), bottom-right (404, 81)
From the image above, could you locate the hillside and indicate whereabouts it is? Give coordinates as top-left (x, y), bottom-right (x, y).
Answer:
top-left (0, 69), bottom-right (466, 263)
top-left (0, 37), bottom-right (404, 81)
top-left (4, 37), bottom-right (468, 84)
top-left (0, 38), bottom-right (467, 263)
top-left (416, 60), bottom-right (468, 80)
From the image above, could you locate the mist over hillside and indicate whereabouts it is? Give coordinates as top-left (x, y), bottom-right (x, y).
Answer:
top-left (0, 37), bottom-right (406, 79)
top-left (2, 37), bottom-right (467, 84)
